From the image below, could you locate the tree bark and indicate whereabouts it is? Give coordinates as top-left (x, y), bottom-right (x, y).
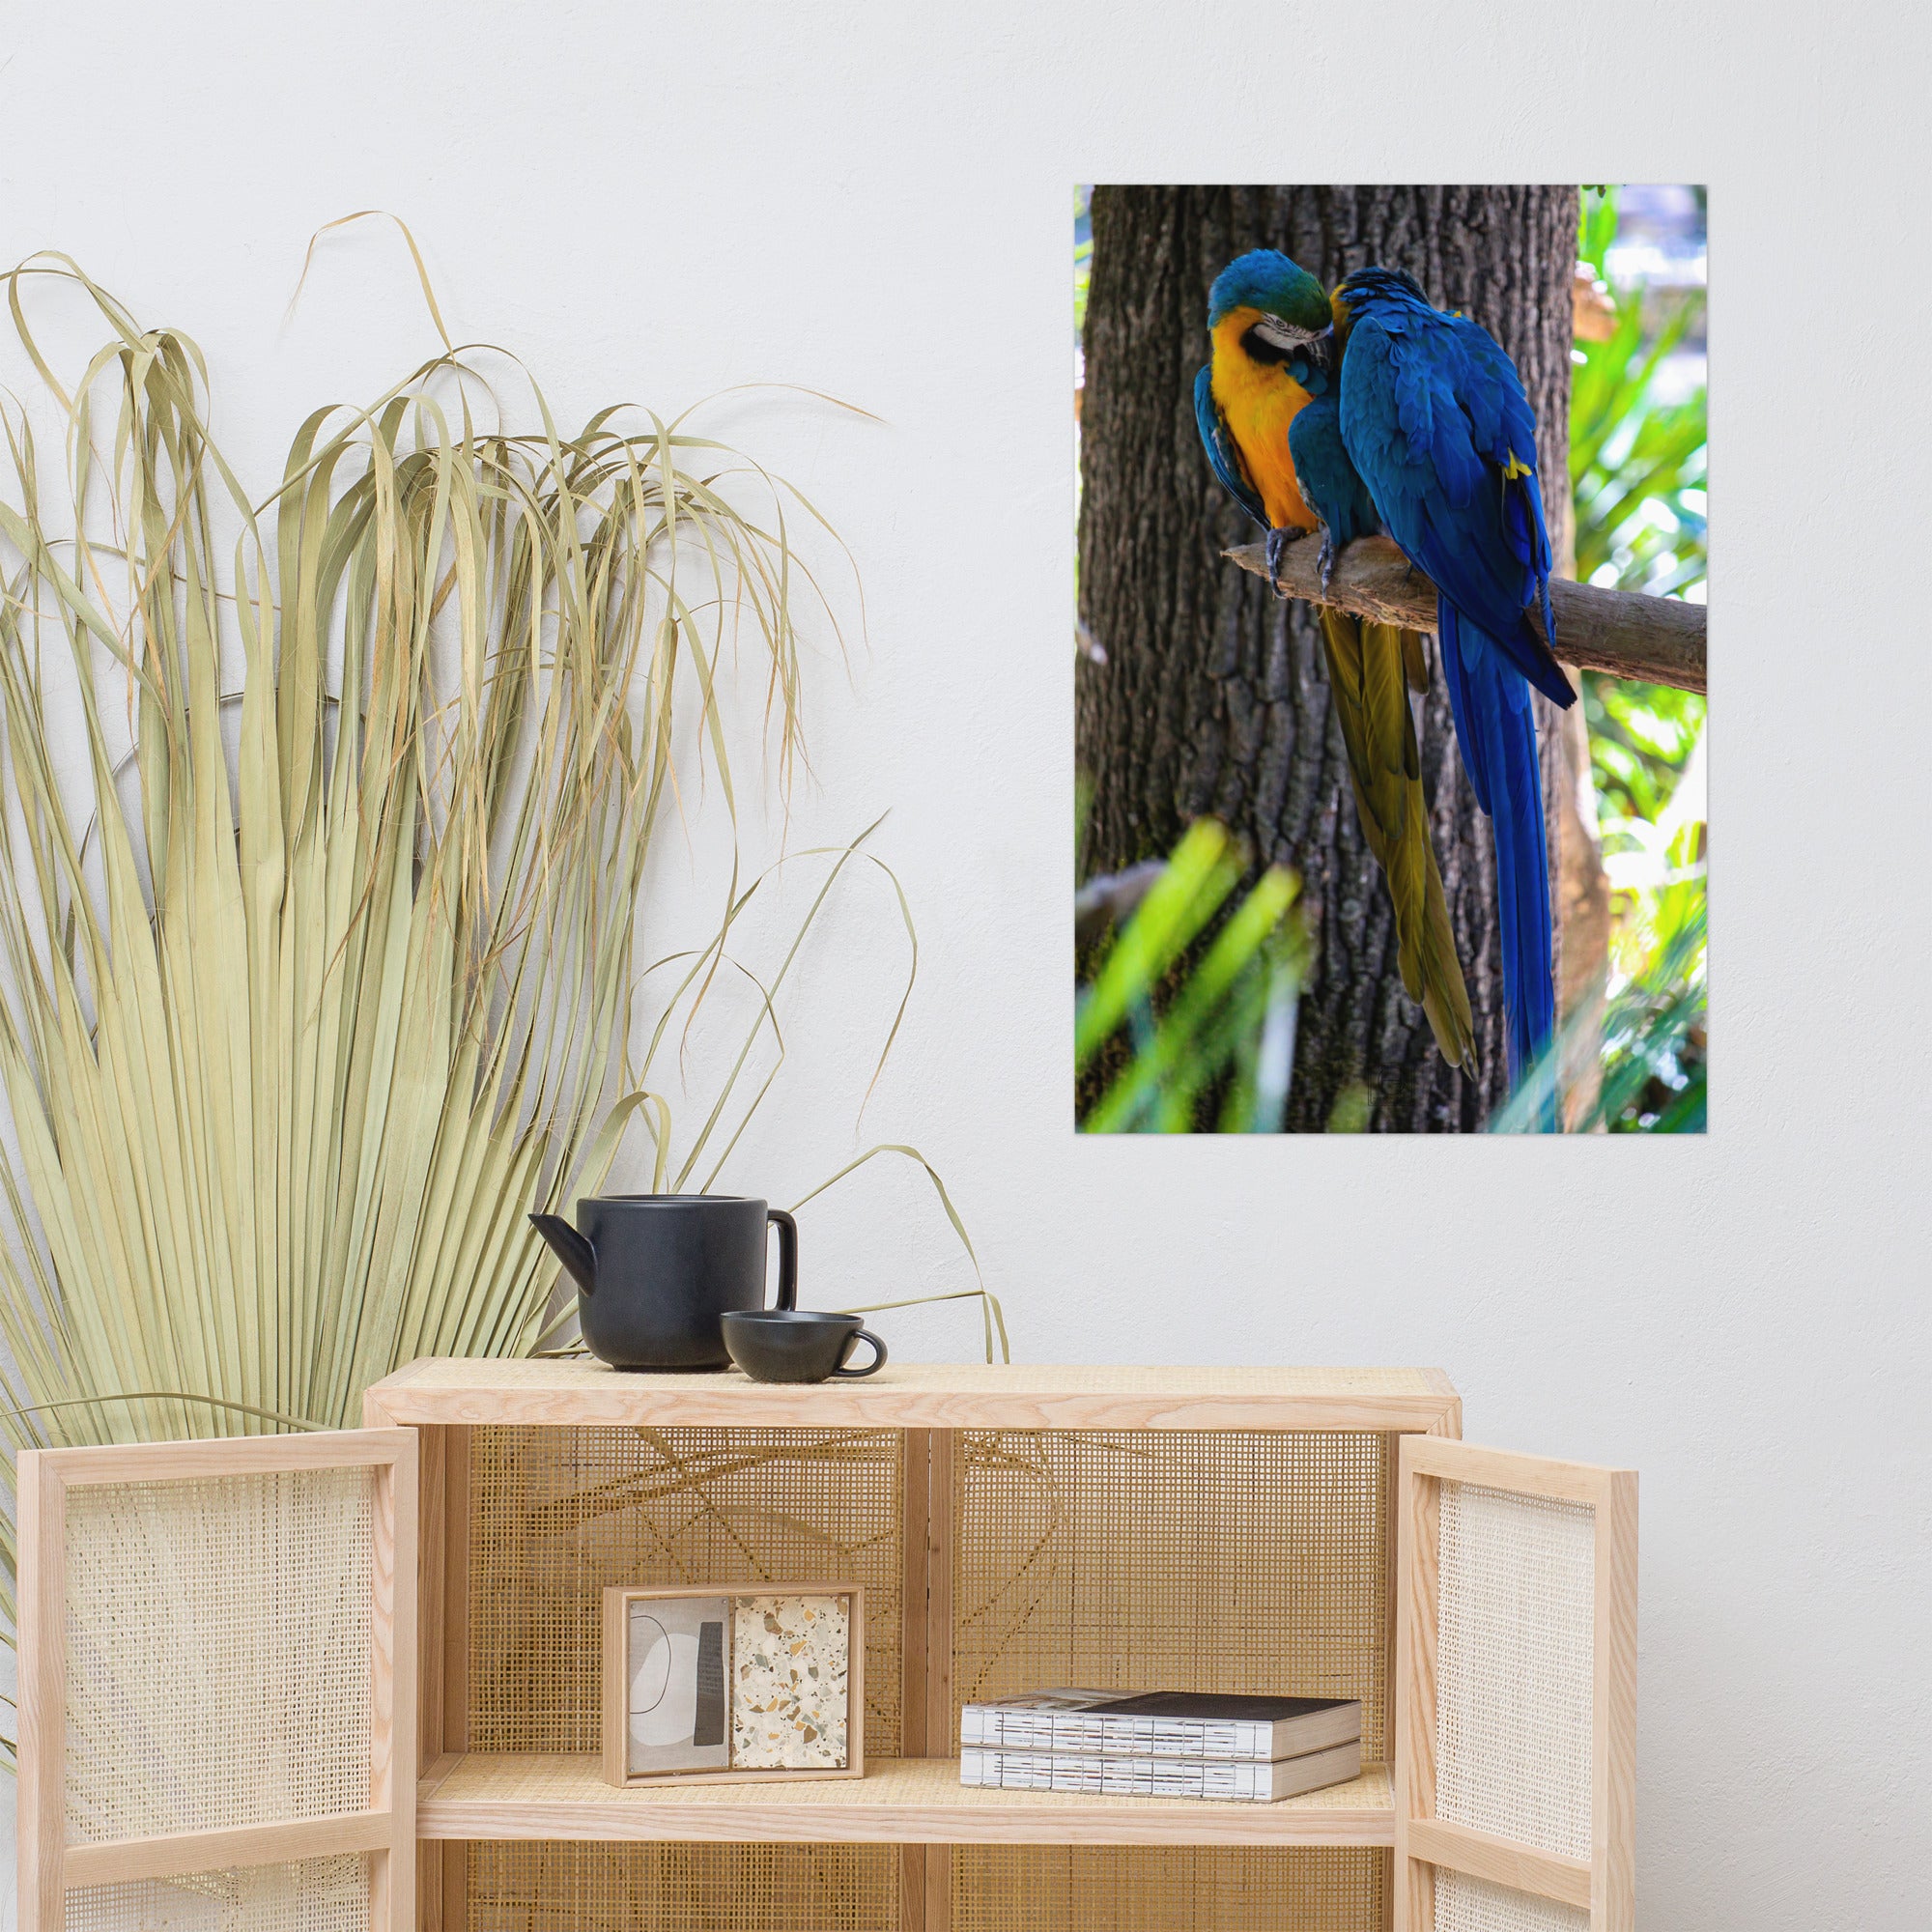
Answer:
top-left (1077, 185), bottom-right (1581, 1131)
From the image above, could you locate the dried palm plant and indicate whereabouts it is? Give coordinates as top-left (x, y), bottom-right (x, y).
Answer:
top-left (0, 242), bottom-right (992, 1767)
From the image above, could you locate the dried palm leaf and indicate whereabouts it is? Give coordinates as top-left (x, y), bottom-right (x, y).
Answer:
top-left (0, 246), bottom-right (993, 1768)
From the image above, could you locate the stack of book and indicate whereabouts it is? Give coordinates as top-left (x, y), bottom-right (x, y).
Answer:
top-left (958, 1689), bottom-right (1362, 1803)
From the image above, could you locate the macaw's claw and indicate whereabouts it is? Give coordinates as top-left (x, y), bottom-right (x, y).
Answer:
top-left (1318, 534), bottom-right (1338, 598)
top-left (1263, 526), bottom-right (1307, 598)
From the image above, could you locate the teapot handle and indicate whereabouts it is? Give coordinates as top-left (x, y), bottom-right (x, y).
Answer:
top-left (767, 1208), bottom-right (798, 1311)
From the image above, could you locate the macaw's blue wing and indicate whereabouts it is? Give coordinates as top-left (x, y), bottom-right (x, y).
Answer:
top-left (1339, 303), bottom-right (1565, 1115)
top-left (1194, 364), bottom-right (1266, 530)
top-left (1339, 317), bottom-right (1572, 711)
top-left (1286, 393), bottom-right (1379, 549)
top-left (1289, 393), bottom-right (1475, 1069)
top-left (1443, 312), bottom-right (1558, 651)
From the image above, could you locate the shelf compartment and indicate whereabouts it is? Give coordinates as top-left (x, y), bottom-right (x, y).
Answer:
top-left (464, 1424), bottom-right (907, 1759)
top-left (952, 1843), bottom-right (1389, 1932)
top-left (416, 1753), bottom-right (1394, 1848)
top-left (952, 1428), bottom-right (1394, 1761)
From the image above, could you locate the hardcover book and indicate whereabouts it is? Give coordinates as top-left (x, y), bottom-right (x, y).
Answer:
top-left (958, 1689), bottom-right (1360, 1762)
top-left (958, 1737), bottom-right (1363, 1803)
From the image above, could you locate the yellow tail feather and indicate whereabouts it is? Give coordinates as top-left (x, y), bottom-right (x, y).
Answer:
top-left (1318, 610), bottom-right (1476, 1068)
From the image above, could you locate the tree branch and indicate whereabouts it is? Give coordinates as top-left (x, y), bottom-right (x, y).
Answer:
top-left (1074, 857), bottom-right (1167, 948)
top-left (1226, 533), bottom-right (1706, 695)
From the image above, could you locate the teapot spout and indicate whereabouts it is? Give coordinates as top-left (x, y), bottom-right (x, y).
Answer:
top-left (529, 1212), bottom-right (598, 1296)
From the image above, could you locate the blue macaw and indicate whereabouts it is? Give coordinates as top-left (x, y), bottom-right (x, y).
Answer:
top-left (1192, 250), bottom-right (1330, 574)
top-left (1195, 251), bottom-right (1474, 1069)
top-left (1333, 266), bottom-right (1575, 1107)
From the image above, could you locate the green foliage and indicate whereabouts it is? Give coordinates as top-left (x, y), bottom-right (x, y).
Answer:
top-left (1573, 186), bottom-right (1707, 835)
top-left (1077, 821), bottom-right (1309, 1133)
top-left (1572, 190), bottom-right (1706, 598)
top-left (1491, 834), bottom-right (1706, 1135)
top-left (1577, 189), bottom-right (1616, 270)
top-left (1568, 185), bottom-right (1708, 1134)
top-left (1595, 849), bottom-right (1706, 1132)
top-left (1586, 676), bottom-right (1704, 826)
top-left (1074, 185), bottom-right (1093, 339)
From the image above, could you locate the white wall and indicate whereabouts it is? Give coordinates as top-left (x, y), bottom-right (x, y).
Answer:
top-left (4, 2), bottom-right (1927, 1925)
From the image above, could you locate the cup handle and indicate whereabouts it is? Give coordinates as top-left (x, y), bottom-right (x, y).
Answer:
top-left (832, 1328), bottom-right (887, 1378)
top-left (767, 1208), bottom-right (798, 1311)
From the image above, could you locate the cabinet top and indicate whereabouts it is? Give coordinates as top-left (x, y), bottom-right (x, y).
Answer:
top-left (363, 1358), bottom-right (1460, 1433)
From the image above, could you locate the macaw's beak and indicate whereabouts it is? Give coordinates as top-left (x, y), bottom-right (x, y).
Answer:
top-left (1303, 325), bottom-right (1337, 378)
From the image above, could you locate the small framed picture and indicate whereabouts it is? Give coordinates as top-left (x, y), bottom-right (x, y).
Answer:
top-left (601, 1583), bottom-right (865, 1787)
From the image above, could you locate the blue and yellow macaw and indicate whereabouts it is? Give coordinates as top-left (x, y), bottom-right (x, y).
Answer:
top-left (1195, 250), bottom-right (1475, 1069)
top-left (1332, 267), bottom-right (1575, 1105)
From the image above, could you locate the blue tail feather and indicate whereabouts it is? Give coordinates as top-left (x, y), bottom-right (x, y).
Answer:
top-left (1438, 602), bottom-right (1556, 1114)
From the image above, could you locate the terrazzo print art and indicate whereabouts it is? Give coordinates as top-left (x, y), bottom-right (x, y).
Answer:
top-left (730, 1594), bottom-right (851, 1770)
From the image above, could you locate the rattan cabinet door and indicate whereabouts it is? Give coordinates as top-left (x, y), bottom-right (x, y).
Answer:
top-left (1394, 1439), bottom-right (1636, 1932)
top-left (16, 1429), bottom-right (417, 1932)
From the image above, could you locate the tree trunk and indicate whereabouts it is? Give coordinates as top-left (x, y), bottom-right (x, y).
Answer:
top-left (1077, 185), bottom-right (1582, 1131)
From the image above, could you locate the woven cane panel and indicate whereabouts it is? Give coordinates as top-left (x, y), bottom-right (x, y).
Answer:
top-left (1434, 1869), bottom-right (1590, 1932)
top-left (1435, 1481), bottom-right (1595, 1861)
top-left (952, 1846), bottom-right (1387, 1931)
top-left (466, 1840), bottom-right (897, 1932)
top-left (469, 1426), bottom-right (902, 1756)
top-left (64, 1856), bottom-right (370, 1932)
top-left (63, 1470), bottom-right (375, 1842)
top-left (952, 1431), bottom-right (1392, 1757)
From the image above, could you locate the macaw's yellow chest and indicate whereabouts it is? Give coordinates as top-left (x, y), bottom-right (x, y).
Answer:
top-left (1210, 312), bottom-right (1319, 532)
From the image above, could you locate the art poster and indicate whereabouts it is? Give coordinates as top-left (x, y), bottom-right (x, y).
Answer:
top-left (1074, 186), bottom-right (1706, 1135)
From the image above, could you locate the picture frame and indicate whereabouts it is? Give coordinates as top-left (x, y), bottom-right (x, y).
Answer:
top-left (601, 1582), bottom-right (866, 1787)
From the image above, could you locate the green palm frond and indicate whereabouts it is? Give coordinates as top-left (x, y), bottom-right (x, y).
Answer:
top-left (1076, 820), bottom-right (1308, 1134)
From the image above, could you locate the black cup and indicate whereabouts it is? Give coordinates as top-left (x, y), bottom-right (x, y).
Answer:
top-left (721, 1310), bottom-right (888, 1383)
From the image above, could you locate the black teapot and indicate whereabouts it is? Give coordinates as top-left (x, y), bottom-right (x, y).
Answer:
top-left (529, 1194), bottom-right (797, 1371)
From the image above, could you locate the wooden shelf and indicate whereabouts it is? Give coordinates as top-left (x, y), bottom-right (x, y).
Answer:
top-left (415, 1753), bottom-right (1395, 1848)
top-left (366, 1357), bottom-right (1461, 1434)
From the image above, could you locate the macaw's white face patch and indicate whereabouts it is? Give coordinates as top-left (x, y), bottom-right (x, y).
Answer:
top-left (730, 1593), bottom-right (852, 1770)
top-left (1251, 313), bottom-right (1319, 353)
